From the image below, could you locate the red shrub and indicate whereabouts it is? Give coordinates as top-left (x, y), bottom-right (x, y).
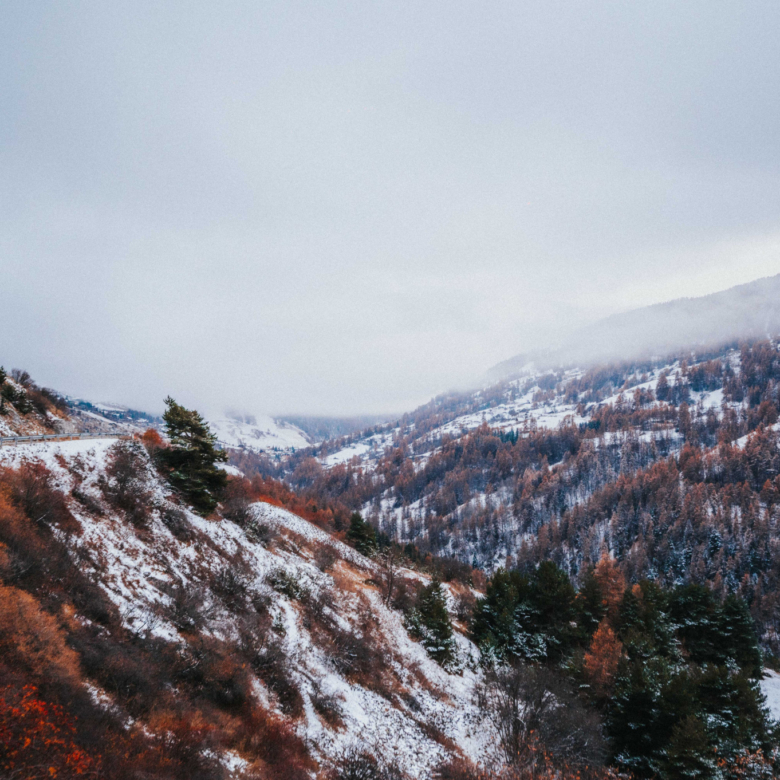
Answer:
top-left (141, 427), bottom-right (164, 454)
top-left (0, 583), bottom-right (81, 686)
top-left (0, 684), bottom-right (100, 778)
top-left (244, 474), bottom-right (348, 532)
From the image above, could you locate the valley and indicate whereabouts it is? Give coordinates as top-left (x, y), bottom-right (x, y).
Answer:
top-left (3, 281), bottom-right (780, 778)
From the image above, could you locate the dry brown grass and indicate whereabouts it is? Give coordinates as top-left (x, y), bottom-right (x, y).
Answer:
top-left (0, 583), bottom-right (81, 686)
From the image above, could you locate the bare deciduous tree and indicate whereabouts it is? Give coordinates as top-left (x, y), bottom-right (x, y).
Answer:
top-left (477, 662), bottom-right (606, 769)
top-left (100, 440), bottom-right (152, 527)
top-left (377, 546), bottom-right (400, 606)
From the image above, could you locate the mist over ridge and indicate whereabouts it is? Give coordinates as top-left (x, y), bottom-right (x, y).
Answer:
top-left (490, 271), bottom-right (780, 380)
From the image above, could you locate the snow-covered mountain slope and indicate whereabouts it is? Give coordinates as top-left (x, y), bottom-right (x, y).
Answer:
top-left (208, 414), bottom-right (311, 454)
top-left (289, 340), bottom-right (777, 592)
top-left (762, 671), bottom-right (780, 723)
top-left (319, 354), bottom-right (726, 475)
top-left (0, 437), bottom-right (491, 777)
top-left (66, 397), bottom-right (163, 435)
top-left (0, 375), bottom-right (75, 437)
top-left (491, 272), bottom-right (780, 379)
top-left (280, 415), bottom-right (389, 442)
top-left (267, 339), bottom-right (780, 662)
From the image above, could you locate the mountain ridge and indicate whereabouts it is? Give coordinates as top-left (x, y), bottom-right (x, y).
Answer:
top-left (490, 272), bottom-right (780, 380)
top-left (2, 341), bottom-right (780, 776)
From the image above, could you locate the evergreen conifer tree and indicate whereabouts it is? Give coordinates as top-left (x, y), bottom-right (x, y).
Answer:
top-left (14, 390), bottom-right (32, 415)
top-left (608, 582), bottom-right (774, 775)
top-left (530, 560), bottom-right (578, 661)
top-left (663, 715), bottom-right (718, 780)
top-left (470, 568), bottom-right (532, 660)
top-left (471, 562), bottom-right (577, 663)
top-left (668, 584), bottom-right (721, 664)
top-left (345, 512), bottom-right (377, 556)
top-left (617, 582), bottom-right (677, 659)
top-left (718, 594), bottom-right (762, 675)
top-left (406, 578), bottom-right (456, 667)
top-left (576, 569), bottom-right (606, 638)
top-left (694, 665), bottom-right (774, 758)
top-left (609, 655), bottom-right (684, 776)
top-left (156, 397), bottom-right (227, 515)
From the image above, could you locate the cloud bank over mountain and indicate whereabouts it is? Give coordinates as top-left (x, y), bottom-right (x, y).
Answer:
top-left (492, 274), bottom-right (780, 379)
top-left (2, 3), bottom-right (780, 415)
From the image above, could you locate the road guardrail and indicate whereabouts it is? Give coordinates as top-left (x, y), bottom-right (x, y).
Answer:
top-left (0, 432), bottom-right (133, 447)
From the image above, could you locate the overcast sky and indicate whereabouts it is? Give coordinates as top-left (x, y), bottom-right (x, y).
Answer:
top-left (2, 2), bottom-right (780, 416)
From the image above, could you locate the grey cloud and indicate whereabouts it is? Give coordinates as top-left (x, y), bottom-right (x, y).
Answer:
top-left (1, 1), bottom-right (779, 415)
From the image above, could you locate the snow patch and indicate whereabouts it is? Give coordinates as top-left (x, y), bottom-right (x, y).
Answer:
top-left (761, 669), bottom-right (780, 723)
top-left (209, 414), bottom-right (311, 453)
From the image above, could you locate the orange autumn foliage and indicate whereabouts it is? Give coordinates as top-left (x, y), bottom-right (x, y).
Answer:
top-left (140, 427), bottom-right (164, 452)
top-left (245, 474), bottom-right (348, 532)
top-left (717, 749), bottom-right (775, 778)
top-left (593, 553), bottom-right (626, 620)
top-left (583, 619), bottom-right (623, 697)
top-left (0, 583), bottom-right (81, 686)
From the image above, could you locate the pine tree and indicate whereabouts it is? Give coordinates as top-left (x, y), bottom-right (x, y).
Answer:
top-left (656, 372), bottom-right (670, 402)
top-left (156, 397), bottom-right (227, 515)
top-left (663, 715), bottom-right (718, 780)
top-left (470, 568), bottom-right (533, 660)
top-left (617, 582), bottom-right (677, 659)
top-left (471, 563), bottom-right (578, 664)
top-left (668, 584), bottom-right (721, 665)
top-left (695, 665), bottom-right (776, 760)
top-left (718, 594), bottom-right (762, 676)
top-left (609, 656), bottom-right (685, 776)
top-left (14, 390), bottom-right (32, 415)
top-left (529, 560), bottom-right (578, 662)
top-left (345, 512), bottom-right (377, 556)
top-left (406, 578), bottom-right (456, 667)
top-left (576, 569), bottom-right (606, 638)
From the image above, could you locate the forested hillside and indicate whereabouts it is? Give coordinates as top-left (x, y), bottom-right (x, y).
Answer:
top-left (0, 367), bottom-right (72, 436)
top-left (237, 339), bottom-right (780, 656)
top-left (1, 363), bottom-right (779, 778)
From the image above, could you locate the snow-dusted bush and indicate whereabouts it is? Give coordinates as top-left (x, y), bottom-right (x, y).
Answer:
top-left (476, 662), bottom-right (606, 770)
top-left (165, 581), bottom-right (209, 633)
top-left (160, 503), bottom-right (194, 540)
top-left (267, 568), bottom-right (308, 601)
top-left (99, 440), bottom-right (152, 527)
top-left (244, 515), bottom-right (277, 545)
